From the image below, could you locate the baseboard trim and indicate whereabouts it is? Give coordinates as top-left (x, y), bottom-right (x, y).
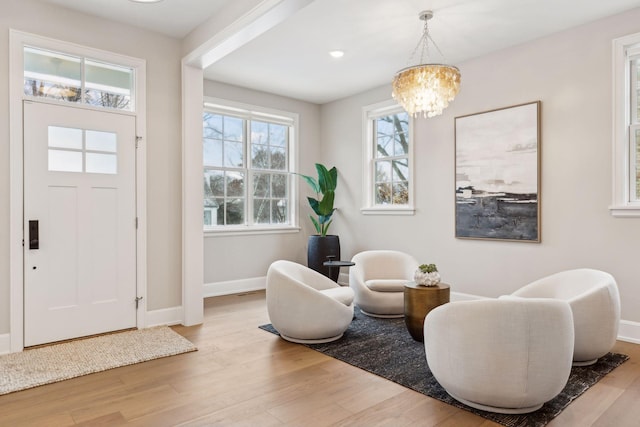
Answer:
top-left (338, 272), bottom-right (349, 286)
top-left (146, 306), bottom-right (184, 327)
top-left (204, 276), bottom-right (266, 298)
top-left (0, 333), bottom-right (10, 355)
top-left (618, 320), bottom-right (640, 344)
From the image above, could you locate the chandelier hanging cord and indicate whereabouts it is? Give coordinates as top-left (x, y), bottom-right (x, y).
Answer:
top-left (407, 10), bottom-right (448, 66)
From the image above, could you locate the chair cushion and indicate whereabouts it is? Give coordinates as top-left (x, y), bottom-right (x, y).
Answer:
top-left (365, 279), bottom-right (407, 292)
top-left (320, 287), bottom-right (355, 306)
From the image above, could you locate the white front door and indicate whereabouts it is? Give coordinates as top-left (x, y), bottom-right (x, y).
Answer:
top-left (23, 101), bottom-right (137, 347)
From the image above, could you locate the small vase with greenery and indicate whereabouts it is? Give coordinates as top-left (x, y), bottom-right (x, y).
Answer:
top-left (298, 163), bottom-right (337, 236)
top-left (414, 263), bottom-right (441, 286)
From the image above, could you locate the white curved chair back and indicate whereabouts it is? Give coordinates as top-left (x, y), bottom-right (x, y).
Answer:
top-left (349, 250), bottom-right (418, 318)
top-left (266, 260), bottom-right (354, 344)
top-left (351, 250), bottom-right (418, 281)
top-left (511, 268), bottom-right (620, 365)
top-left (425, 298), bottom-right (574, 414)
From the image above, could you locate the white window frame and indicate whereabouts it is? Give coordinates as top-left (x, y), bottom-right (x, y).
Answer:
top-left (361, 100), bottom-right (415, 215)
top-left (203, 97), bottom-right (299, 236)
top-left (611, 32), bottom-right (640, 217)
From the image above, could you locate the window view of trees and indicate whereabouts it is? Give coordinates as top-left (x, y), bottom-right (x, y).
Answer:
top-left (203, 112), bottom-right (290, 227)
top-left (24, 79), bottom-right (131, 110)
top-left (23, 47), bottom-right (133, 111)
top-left (374, 112), bottom-right (409, 205)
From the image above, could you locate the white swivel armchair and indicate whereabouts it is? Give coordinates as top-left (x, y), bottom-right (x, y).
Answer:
top-left (349, 250), bottom-right (418, 318)
top-left (510, 268), bottom-right (620, 365)
top-left (425, 298), bottom-right (574, 414)
top-left (266, 260), bottom-right (355, 344)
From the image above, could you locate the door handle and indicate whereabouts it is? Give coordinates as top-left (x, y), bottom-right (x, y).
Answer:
top-left (29, 220), bottom-right (39, 250)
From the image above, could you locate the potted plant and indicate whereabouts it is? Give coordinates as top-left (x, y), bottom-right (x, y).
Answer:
top-left (298, 163), bottom-right (340, 280)
top-left (414, 263), bottom-right (441, 286)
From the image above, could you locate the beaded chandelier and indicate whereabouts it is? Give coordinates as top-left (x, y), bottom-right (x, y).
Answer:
top-left (392, 10), bottom-right (461, 118)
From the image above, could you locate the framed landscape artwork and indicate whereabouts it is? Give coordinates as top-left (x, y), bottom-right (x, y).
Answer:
top-left (455, 101), bottom-right (541, 242)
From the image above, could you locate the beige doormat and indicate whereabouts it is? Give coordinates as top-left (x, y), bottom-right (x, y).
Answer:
top-left (0, 326), bottom-right (196, 395)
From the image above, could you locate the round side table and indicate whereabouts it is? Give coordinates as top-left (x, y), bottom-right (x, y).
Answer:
top-left (404, 282), bottom-right (450, 342)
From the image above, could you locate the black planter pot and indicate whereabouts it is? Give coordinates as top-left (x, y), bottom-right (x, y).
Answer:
top-left (307, 235), bottom-right (340, 281)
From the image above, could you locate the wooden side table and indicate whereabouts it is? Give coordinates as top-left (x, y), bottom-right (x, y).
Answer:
top-left (404, 282), bottom-right (450, 342)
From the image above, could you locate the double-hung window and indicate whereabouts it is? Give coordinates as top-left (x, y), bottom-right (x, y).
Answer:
top-left (361, 101), bottom-right (414, 215)
top-left (612, 32), bottom-right (640, 216)
top-left (203, 99), bottom-right (297, 232)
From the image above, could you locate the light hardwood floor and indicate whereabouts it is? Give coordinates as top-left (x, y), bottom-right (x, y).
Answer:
top-left (1, 291), bottom-right (639, 426)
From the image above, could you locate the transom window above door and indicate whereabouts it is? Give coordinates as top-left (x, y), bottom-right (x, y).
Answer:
top-left (23, 46), bottom-right (135, 112)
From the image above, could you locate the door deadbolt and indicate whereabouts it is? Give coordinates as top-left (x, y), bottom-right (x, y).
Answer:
top-left (29, 220), bottom-right (39, 250)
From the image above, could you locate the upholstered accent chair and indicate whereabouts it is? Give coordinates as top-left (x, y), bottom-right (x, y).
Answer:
top-left (266, 260), bottom-right (354, 344)
top-left (424, 298), bottom-right (574, 414)
top-left (509, 268), bottom-right (621, 366)
top-left (349, 250), bottom-right (418, 318)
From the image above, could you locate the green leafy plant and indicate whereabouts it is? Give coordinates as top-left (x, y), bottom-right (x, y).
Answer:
top-left (298, 163), bottom-right (338, 236)
top-left (418, 263), bottom-right (438, 273)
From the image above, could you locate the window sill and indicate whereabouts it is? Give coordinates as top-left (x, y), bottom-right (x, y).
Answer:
top-left (360, 206), bottom-right (415, 216)
top-left (204, 225), bottom-right (301, 237)
top-left (609, 205), bottom-right (640, 217)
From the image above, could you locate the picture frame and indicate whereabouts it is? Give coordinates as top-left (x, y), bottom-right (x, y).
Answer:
top-left (455, 101), bottom-right (541, 242)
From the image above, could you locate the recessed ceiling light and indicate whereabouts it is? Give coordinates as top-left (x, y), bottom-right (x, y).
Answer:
top-left (329, 50), bottom-right (345, 59)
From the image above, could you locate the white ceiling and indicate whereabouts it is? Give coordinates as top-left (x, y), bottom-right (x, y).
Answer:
top-left (38, 0), bottom-right (640, 104)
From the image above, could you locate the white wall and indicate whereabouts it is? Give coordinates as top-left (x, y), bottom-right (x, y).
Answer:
top-left (321, 8), bottom-right (640, 322)
top-left (202, 80), bottom-right (321, 284)
top-left (0, 0), bottom-right (184, 334)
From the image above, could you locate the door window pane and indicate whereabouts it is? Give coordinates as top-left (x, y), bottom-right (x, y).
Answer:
top-left (86, 153), bottom-right (117, 174)
top-left (48, 126), bottom-right (82, 149)
top-left (86, 130), bottom-right (117, 152)
top-left (49, 150), bottom-right (82, 172)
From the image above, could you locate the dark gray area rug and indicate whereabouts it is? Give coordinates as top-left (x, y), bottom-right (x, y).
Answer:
top-left (259, 308), bottom-right (628, 427)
